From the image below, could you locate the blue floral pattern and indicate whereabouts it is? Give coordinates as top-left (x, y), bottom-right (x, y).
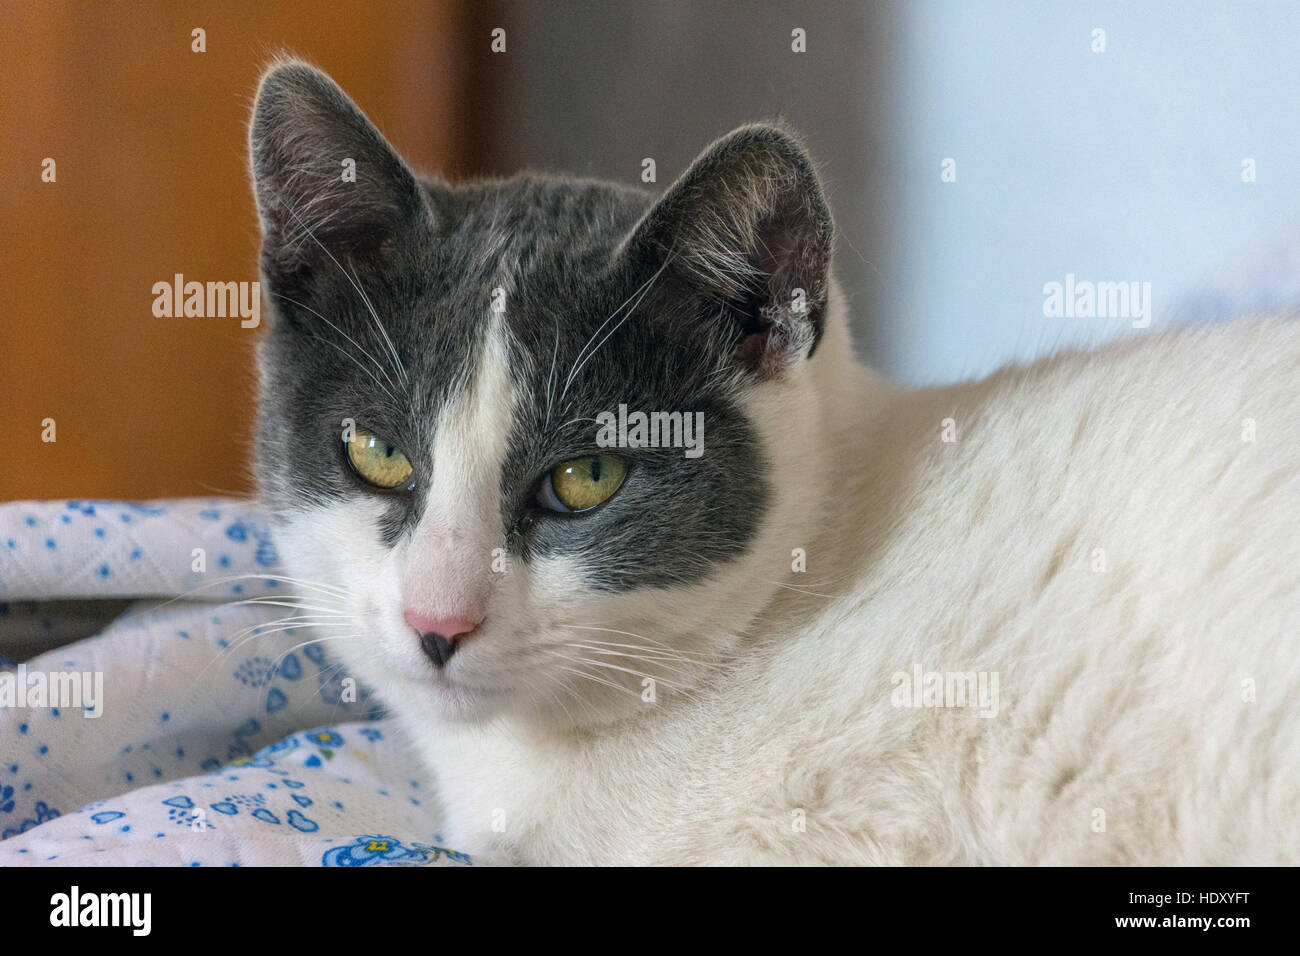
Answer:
top-left (0, 499), bottom-right (479, 866)
top-left (322, 834), bottom-right (472, 867)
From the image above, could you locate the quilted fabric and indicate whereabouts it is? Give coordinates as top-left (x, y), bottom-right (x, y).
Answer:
top-left (0, 498), bottom-right (479, 866)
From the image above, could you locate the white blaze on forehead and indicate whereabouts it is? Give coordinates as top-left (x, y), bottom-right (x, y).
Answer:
top-left (401, 314), bottom-right (518, 617)
top-left (432, 313), bottom-right (516, 519)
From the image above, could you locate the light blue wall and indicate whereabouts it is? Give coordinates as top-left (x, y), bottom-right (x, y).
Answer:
top-left (878, 0), bottom-right (1300, 383)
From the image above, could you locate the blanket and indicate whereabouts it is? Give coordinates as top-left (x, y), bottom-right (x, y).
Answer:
top-left (0, 498), bottom-right (477, 866)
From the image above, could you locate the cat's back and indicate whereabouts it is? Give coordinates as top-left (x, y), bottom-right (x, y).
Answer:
top-left (734, 312), bottom-right (1300, 863)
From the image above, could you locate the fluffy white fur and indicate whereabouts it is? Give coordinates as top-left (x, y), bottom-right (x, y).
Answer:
top-left (273, 287), bottom-right (1300, 865)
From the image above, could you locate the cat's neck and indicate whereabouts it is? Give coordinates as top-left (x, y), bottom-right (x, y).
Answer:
top-left (745, 284), bottom-right (906, 630)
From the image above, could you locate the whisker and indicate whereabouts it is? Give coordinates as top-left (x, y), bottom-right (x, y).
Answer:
top-left (557, 623), bottom-right (685, 653)
top-left (759, 579), bottom-right (855, 600)
top-left (550, 662), bottom-right (639, 698)
top-left (559, 653), bottom-right (692, 692)
top-left (120, 573), bottom-right (349, 620)
top-left (558, 640), bottom-right (712, 672)
top-left (190, 616), bottom-right (354, 684)
top-left (544, 320), bottom-right (560, 429)
top-left (272, 292), bottom-right (400, 399)
top-left (559, 252), bottom-right (676, 407)
top-left (266, 631), bottom-right (363, 680)
top-left (282, 201), bottom-right (409, 389)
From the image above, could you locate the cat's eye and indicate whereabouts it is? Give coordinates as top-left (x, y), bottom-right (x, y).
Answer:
top-left (345, 427), bottom-right (415, 490)
top-left (537, 453), bottom-right (628, 513)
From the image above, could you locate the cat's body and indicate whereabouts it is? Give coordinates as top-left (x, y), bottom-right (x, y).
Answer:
top-left (248, 61), bottom-right (1300, 865)
top-left (407, 308), bottom-right (1300, 865)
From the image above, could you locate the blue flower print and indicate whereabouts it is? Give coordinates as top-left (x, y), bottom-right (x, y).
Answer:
top-left (228, 756), bottom-right (275, 770)
top-left (4, 802), bottom-right (61, 839)
top-left (234, 657), bottom-right (276, 688)
top-left (307, 730), bottom-right (344, 748)
top-left (208, 792), bottom-right (266, 817)
top-left (254, 538), bottom-right (278, 567)
top-left (411, 842), bottom-right (474, 866)
top-left (224, 520), bottom-right (279, 566)
top-left (286, 810), bottom-right (318, 832)
top-left (321, 835), bottom-right (427, 867)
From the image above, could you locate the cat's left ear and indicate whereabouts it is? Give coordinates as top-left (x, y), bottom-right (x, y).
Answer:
top-left (623, 123), bottom-right (834, 377)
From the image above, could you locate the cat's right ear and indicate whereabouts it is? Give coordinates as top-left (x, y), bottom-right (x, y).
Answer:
top-left (248, 59), bottom-right (431, 289)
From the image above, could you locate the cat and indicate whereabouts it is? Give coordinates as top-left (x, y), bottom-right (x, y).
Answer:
top-left (249, 59), bottom-right (1300, 865)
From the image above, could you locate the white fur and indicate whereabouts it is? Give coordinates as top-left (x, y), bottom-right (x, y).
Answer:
top-left (274, 289), bottom-right (1300, 865)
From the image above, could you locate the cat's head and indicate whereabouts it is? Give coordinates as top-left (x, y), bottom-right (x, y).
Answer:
top-left (249, 60), bottom-right (842, 728)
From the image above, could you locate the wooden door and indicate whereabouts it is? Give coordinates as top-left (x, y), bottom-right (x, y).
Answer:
top-left (0, 0), bottom-right (484, 500)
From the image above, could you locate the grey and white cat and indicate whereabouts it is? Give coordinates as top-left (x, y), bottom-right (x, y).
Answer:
top-left (249, 60), bottom-right (1300, 864)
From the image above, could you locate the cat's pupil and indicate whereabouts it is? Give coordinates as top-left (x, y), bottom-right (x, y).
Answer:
top-left (589, 457), bottom-right (602, 482)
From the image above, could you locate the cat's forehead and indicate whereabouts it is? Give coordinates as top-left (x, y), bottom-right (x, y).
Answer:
top-left (441, 175), bottom-right (651, 251)
top-left (423, 176), bottom-right (651, 305)
top-left (392, 176), bottom-right (680, 405)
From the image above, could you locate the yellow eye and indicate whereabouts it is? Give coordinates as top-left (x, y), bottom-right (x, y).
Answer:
top-left (543, 454), bottom-right (628, 513)
top-left (346, 427), bottom-right (414, 490)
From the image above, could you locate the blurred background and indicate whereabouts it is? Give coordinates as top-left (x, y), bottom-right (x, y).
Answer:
top-left (4, 0), bottom-right (1300, 501)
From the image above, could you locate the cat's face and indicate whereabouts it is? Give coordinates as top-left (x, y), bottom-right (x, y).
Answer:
top-left (249, 61), bottom-right (835, 728)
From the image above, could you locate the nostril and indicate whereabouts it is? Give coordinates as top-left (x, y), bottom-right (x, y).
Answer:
top-left (403, 607), bottom-right (483, 669)
top-left (419, 632), bottom-right (458, 669)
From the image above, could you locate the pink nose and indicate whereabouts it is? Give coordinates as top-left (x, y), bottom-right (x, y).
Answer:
top-left (402, 608), bottom-right (481, 642)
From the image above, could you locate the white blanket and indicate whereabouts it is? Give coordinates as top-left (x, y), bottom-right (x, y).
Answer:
top-left (0, 498), bottom-right (478, 866)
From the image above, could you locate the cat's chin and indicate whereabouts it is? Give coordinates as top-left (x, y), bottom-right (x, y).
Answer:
top-left (372, 666), bottom-right (512, 724)
top-left (424, 674), bottom-right (515, 723)
top-left (400, 666), bottom-right (646, 731)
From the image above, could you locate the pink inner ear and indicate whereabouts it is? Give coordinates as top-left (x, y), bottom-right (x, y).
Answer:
top-left (753, 216), bottom-right (815, 291)
top-left (723, 213), bottom-right (827, 378)
top-left (735, 316), bottom-right (814, 380)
